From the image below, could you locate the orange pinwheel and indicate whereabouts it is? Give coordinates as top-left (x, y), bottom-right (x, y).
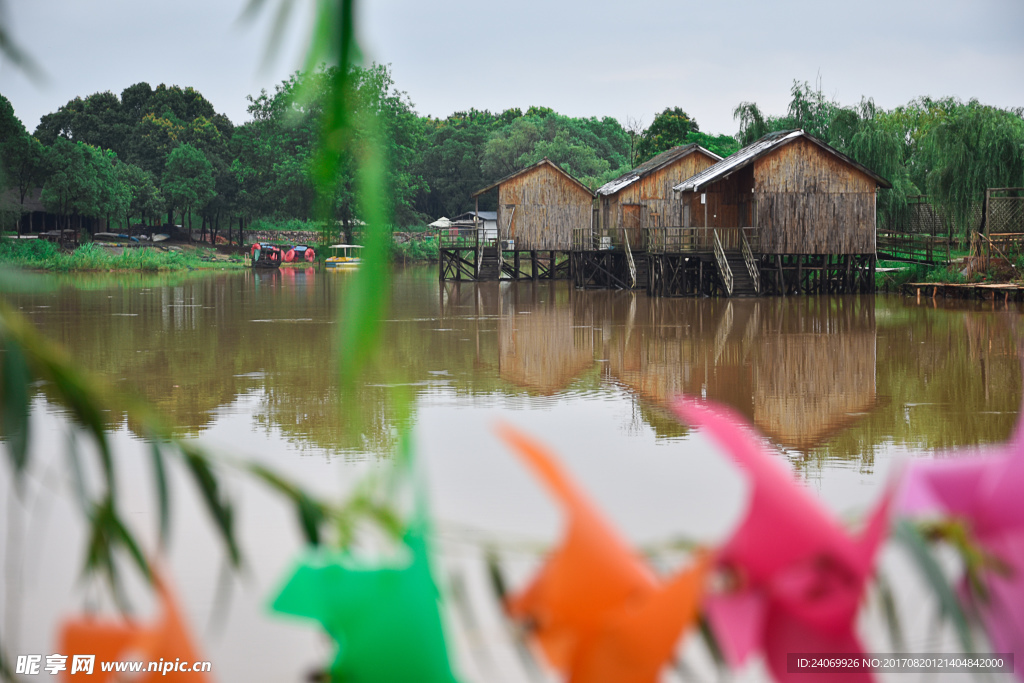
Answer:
top-left (497, 424), bottom-right (707, 683)
top-left (59, 575), bottom-right (211, 683)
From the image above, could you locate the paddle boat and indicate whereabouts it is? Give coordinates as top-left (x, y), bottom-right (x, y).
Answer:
top-left (325, 244), bottom-right (363, 268)
top-left (283, 245), bottom-right (317, 264)
top-left (249, 242), bottom-right (283, 268)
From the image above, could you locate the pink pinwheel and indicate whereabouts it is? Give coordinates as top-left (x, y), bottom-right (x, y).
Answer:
top-left (672, 398), bottom-right (891, 683)
top-left (897, 413), bottom-right (1024, 676)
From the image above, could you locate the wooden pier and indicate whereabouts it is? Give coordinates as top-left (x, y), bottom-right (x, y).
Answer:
top-left (902, 281), bottom-right (1024, 303)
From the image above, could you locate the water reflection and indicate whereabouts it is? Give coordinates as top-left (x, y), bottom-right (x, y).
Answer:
top-left (10, 268), bottom-right (1021, 460)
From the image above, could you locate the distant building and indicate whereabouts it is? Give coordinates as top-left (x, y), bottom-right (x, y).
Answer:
top-left (450, 210), bottom-right (497, 242)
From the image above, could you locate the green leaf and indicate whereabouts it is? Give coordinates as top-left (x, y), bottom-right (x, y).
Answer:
top-left (247, 463), bottom-right (326, 546)
top-left (63, 432), bottom-right (89, 514)
top-left (150, 441), bottom-right (170, 546)
top-left (1, 336), bottom-right (31, 484)
top-left (107, 503), bottom-right (152, 583)
top-left (875, 570), bottom-right (905, 652)
top-left (698, 615), bottom-right (726, 669)
top-left (181, 445), bottom-right (240, 566)
top-left (893, 519), bottom-right (974, 652)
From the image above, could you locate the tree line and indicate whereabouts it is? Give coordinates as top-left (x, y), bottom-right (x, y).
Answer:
top-left (1, 69), bottom-right (1022, 243)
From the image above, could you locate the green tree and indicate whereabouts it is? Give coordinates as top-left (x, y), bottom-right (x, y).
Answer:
top-left (479, 110), bottom-right (630, 190)
top-left (117, 162), bottom-right (164, 231)
top-left (0, 94), bottom-right (49, 233)
top-left (919, 101), bottom-right (1024, 235)
top-left (231, 63), bottom-right (424, 239)
top-left (636, 107), bottom-right (700, 162)
top-left (40, 138), bottom-right (116, 231)
top-left (684, 130), bottom-right (739, 159)
top-left (162, 143), bottom-right (215, 240)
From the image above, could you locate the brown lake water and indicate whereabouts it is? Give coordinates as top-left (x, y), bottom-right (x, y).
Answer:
top-left (2, 265), bottom-right (1021, 681)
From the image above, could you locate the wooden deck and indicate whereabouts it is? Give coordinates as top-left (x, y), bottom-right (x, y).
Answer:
top-left (901, 281), bottom-right (1024, 302)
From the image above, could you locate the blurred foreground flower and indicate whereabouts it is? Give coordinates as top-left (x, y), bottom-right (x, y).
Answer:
top-left (496, 424), bottom-right (708, 683)
top-left (897, 412), bottom-right (1024, 679)
top-left (58, 575), bottom-right (210, 683)
top-left (672, 399), bottom-right (891, 683)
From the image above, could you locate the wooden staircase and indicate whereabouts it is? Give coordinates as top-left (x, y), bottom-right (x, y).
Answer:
top-left (725, 253), bottom-right (758, 296)
top-left (477, 246), bottom-right (500, 280)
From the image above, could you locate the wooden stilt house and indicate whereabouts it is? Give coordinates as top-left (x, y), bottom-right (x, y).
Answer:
top-left (662, 130), bottom-right (892, 297)
top-left (439, 158), bottom-right (594, 282)
top-left (572, 144), bottom-right (721, 290)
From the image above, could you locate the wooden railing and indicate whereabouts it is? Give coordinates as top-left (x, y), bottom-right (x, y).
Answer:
top-left (712, 230), bottom-right (733, 296)
top-left (622, 227), bottom-right (637, 288)
top-left (645, 227), bottom-right (758, 253)
top-left (741, 231), bottom-right (760, 295)
top-left (437, 227), bottom-right (479, 249)
top-left (876, 231), bottom-right (952, 264)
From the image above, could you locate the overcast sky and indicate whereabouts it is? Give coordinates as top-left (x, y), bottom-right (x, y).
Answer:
top-left (1, 0), bottom-right (1022, 138)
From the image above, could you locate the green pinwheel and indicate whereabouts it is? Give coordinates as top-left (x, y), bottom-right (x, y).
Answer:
top-left (271, 527), bottom-right (458, 682)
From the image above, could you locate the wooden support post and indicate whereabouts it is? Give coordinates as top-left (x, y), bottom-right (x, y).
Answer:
top-left (797, 256), bottom-right (803, 295)
top-left (514, 251), bottom-right (521, 279)
top-left (531, 251), bottom-right (538, 281)
top-left (776, 255), bottom-right (783, 296)
top-left (549, 250), bottom-right (556, 279)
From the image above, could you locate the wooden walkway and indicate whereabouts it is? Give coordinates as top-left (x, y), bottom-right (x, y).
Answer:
top-left (901, 281), bottom-right (1024, 302)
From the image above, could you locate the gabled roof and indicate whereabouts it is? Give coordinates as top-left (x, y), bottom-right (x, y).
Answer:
top-left (451, 210), bottom-right (497, 222)
top-left (596, 143), bottom-right (722, 196)
top-left (472, 158), bottom-right (595, 198)
top-left (673, 130), bottom-right (892, 192)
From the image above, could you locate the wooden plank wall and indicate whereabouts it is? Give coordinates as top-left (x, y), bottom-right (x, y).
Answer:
top-left (496, 164), bottom-right (593, 251)
top-left (599, 150), bottom-right (719, 246)
top-left (754, 138), bottom-right (877, 254)
top-left (679, 166), bottom-right (756, 232)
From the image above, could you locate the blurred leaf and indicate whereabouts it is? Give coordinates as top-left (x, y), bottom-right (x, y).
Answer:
top-left (247, 463), bottom-right (327, 546)
top-left (64, 432), bottom-right (89, 514)
top-left (83, 498), bottom-right (137, 609)
top-left (181, 445), bottom-right (240, 566)
top-left (0, 0), bottom-right (46, 82)
top-left (0, 635), bottom-right (14, 683)
top-left (107, 502), bottom-right (152, 583)
top-left (875, 570), bottom-right (905, 652)
top-left (0, 301), bottom-right (115, 495)
top-left (485, 549), bottom-right (508, 602)
top-left (150, 441), bottom-right (171, 546)
top-left (893, 519), bottom-right (974, 652)
top-left (698, 615), bottom-right (726, 669)
top-left (1, 336), bottom-right (31, 484)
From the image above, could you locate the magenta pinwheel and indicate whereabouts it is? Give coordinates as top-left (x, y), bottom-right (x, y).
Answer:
top-left (672, 398), bottom-right (891, 683)
top-left (897, 415), bottom-right (1024, 678)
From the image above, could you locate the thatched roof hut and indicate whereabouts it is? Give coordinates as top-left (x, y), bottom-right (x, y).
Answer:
top-left (472, 158), bottom-right (594, 251)
top-left (595, 144), bottom-right (721, 248)
top-left (674, 130), bottom-right (891, 254)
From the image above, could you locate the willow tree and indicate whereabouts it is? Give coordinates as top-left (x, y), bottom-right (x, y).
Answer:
top-left (919, 100), bottom-right (1024, 236)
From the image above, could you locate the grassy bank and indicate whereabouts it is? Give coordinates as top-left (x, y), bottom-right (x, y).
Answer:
top-left (876, 261), bottom-right (975, 292)
top-left (0, 239), bottom-right (244, 272)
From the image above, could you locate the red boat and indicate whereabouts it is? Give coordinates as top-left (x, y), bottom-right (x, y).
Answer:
top-left (283, 245), bottom-right (316, 263)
